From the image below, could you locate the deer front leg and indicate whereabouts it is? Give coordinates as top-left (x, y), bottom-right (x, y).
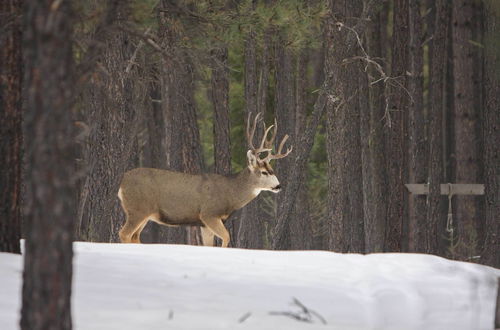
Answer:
top-left (200, 217), bottom-right (230, 247)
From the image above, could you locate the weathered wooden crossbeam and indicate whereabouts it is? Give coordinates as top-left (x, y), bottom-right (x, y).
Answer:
top-left (404, 183), bottom-right (484, 196)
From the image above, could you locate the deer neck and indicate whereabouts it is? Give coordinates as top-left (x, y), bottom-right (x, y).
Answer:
top-left (229, 167), bottom-right (261, 210)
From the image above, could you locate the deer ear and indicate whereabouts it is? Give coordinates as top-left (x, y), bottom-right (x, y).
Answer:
top-left (247, 150), bottom-right (258, 168)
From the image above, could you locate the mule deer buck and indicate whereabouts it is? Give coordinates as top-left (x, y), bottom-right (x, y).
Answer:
top-left (117, 113), bottom-right (292, 247)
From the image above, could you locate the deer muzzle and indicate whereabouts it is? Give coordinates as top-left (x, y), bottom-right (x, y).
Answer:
top-left (272, 184), bottom-right (282, 192)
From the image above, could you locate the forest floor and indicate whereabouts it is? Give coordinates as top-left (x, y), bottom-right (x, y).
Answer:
top-left (0, 242), bottom-right (498, 330)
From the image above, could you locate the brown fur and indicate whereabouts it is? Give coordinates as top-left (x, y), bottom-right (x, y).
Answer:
top-left (118, 163), bottom-right (280, 247)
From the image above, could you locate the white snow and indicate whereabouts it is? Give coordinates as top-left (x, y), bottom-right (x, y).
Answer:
top-left (0, 242), bottom-right (498, 330)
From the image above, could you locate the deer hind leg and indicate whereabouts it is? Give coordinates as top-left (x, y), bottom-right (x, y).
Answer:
top-left (201, 226), bottom-right (215, 247)
top-left (130, 219), bottom-right (148, 243)
top-left (119, 212), bottom-right (147, 243)
top-left (200, 217), bottom-right (230, 248)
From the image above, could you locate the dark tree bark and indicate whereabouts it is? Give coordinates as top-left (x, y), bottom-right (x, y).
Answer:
top-left (0, 0), bottom-right (22, 254)
top-left (385, 0), bottom-right (409, 252)
top-left (325, 0), bottom-right (365, 253)
top-left (258, 30), bottom-right (271, 116)
top-left (77, 2), bottom-right (140, 242)
top-left (237, 27), bottom-right (265, 249)
top-left (238, 21), bottom-right (274, 249)
top-left (311, 44), bottom-right (325, 91)
top-left (272, 89), bottom-right (327, 250)
top-left (157, 0), bottom-right (189, 244)
top-left (452, 0), bottom-right (481, 260)
top-left (179, 54), bottom-right (204, 245)
top-left (325, 5), bottom-right (346, 252)
top-left (481, 0), bottom-right (500, 268)
top-left (359, 55), bottom-right (373, 252)
top-left (472, 0), bottom-right (485, 251)
top-left (21, 0), bottom-right (75, 328)
top-left (343, 61), bottom-right (365, 253)
top-left (179, 55), bottom-right (204, 176)
top-left (364, 8), bottom-right (388, 253)
top-left (274, 33), bottom-right (297, 250)
top-left (289, 49), bottom-right (313, 250)
top-left (210, 46), bottom-right (234, 244)
top-left (445, 2), bottom-right (455, 186)
top-left (407, 0), bottom-right (427, 253)
top-left (211, 48), bottom-right (232, 176)
top-left (379, 0), bottom-right (390, 69)
top-left (140, 71), bottom-right (171, 243)
top-left (426, 0), bottom-right (449, 255)
top-left (147, 81), bottom-right (168, 170)
top-left (272, 0), bottom-right (381, 252)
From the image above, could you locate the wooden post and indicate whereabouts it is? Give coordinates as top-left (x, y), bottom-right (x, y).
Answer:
top-left (405, 183), bottom-right (484, 248)
top-left (405, 183), bottom-right (484, 196)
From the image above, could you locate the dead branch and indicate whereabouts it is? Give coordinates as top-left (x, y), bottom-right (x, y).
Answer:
top-left (125, 27), bottom-right (151, 73)
top-left (337, 20), bottom-right (414, 128)
top-left (119, 26), bottom-right (169, 58)
top-left (269, 297), bottom-right (327, 325)
top-left (238, 312), bottom-right (251, 323)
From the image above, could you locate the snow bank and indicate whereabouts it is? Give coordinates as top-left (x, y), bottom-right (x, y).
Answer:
top-left (1, 242), bottom-right (498, 330)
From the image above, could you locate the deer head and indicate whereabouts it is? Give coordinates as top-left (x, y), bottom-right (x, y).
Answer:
top-left (245, 112), bottom-right (293, 194)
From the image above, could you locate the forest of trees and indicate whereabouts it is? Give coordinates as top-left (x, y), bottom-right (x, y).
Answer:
top-left (0, 0), bottom-right (499, 328)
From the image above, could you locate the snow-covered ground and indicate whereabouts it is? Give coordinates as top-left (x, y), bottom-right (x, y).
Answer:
top-left (0, 243), bottom-right (498, 330)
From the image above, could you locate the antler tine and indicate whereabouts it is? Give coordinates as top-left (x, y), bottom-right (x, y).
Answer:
top-left (262, 118), bottom-right (278, 150)
top-left (257, 123), bottom-right (275, 151)
top-left (264, 134), bottom-right (293, 162)
top-left (246, 112), bottom-right (261, 151)
top-left (276, 134), bottom-right (291, 155)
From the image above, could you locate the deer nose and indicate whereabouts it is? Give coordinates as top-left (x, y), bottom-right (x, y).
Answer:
top-left (273, 184), bottom-right (282, 191)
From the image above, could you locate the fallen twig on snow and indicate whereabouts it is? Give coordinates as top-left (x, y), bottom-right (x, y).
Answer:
top-left (238, 312), bottom-right (252, 323)
top-left (269, 297), bottom-right (327, 325)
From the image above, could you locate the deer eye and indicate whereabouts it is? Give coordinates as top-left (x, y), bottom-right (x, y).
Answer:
top-left (261, 171), bottom-right (269, 176)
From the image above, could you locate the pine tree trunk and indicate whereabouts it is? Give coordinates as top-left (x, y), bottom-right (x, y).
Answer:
top-left (407, 0), bottom-right (427, 252)
top-left (0, 0), bottom-right (22, 254)
top-left (289, 49), bottom-right (313, 250)
top-left (360, 58), bottom-right (373, 252)
top-left (364, 9), bottom-right (388, 253)
top-left (385, 0), bottom-right (409, 252)
top-left (452, 0), bottom-right (481, 260)
top-left (140, 74), bottom-right (171, 243)
top-left (272, 90), bottom-right (327, 250)
top-left (160, 64), bottom-right (187, 243)
top-left (427, 0), bottom-right (449, 255)
top-left (481, 0), bottom-right (500, 268)
top-left (326, 0), bottom-right (365, 253)
top-left (157, 0), bottom-right (188, 244)
top-left (21, 0), bottom-right (75, 328)
top-left (271, 1), bottom-right (336, 248)
top-left (211, 46), bottom-right (234, 245)
top-left (274, 34), bottom-right (297, 250)
top-left (179, 54), bottom-right (204, 245)
top-left (237, 27), bottom-right (265, 249)
top-left (211, 48), bottom-right (231, 176)
top-left (344, 60), bottom-right (365, 253)
top-left (258, 29), bottom-right (271, 115)
top-left (255, 27), bottom-right (272, 247)
top-left (77, 2), bottom-right (140, 242)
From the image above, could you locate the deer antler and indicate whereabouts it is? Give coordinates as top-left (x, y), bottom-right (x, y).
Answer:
top-left (246, 112), bottom-right (260, 151)
top-left (246, 112), bottom-right (293, 161)
top-left (263, 118), bottom-right (293, 163)
top-left (247, 112), bottom-right (272, 155)
top-left (262, 118), bottom-right (277, 150)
